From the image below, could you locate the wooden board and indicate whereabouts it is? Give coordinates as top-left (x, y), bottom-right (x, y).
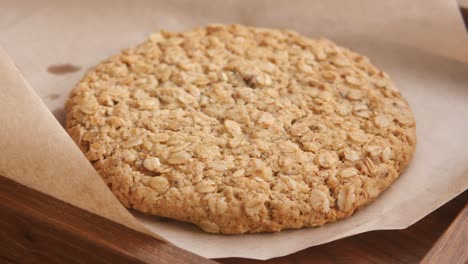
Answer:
top-left (1, 170), bottom-right (465, 263)
top-left (421, 205), bottom-right (467, 264)
top-left (0, 175), bottom-right (215, 264)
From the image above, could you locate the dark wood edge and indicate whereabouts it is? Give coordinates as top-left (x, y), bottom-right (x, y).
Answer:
top-left (460, 6), bottom-right (468, 31)
top-left (0, 175), bottom-right (217, 264)
top-left (421, 205), bottom-right (467, 264)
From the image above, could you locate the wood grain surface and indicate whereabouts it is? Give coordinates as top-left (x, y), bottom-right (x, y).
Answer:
top-left (0, 175), bottom-right (215, 264)
top-left (421, 205), bottom-right (467, 264)
top-left (3, 174), bottom-right (464, 264)
top-left (0, 172), bottom-right (465, 264)
top-left (1, 177), bottom-right (465, 264)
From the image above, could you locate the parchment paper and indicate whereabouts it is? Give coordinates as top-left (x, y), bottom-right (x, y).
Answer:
top-left (0, 48), bottom-right (153, 237)
top-left (0, 0), bottom-right (467, 259)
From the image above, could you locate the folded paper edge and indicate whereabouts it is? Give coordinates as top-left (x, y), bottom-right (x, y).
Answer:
top-left (0, 46), bottom-right (167, 243)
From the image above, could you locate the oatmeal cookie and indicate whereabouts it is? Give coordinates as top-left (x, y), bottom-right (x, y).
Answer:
top-left (66, 24), bottom-right (416, 234)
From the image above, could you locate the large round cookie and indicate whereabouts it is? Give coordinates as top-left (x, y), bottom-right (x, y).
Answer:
top-left (66, 24), bottom-right (416, 234)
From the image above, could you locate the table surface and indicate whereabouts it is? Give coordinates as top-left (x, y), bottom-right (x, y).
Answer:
top-left (218, 191), bottom-right (467, 263)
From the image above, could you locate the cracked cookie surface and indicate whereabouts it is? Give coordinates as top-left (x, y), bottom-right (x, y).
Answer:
top-left (65, 24), bottom-right (416, 234)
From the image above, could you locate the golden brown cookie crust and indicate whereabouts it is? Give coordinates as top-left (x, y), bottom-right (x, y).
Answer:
top-left (65, 24), bottom-right (416, 234)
